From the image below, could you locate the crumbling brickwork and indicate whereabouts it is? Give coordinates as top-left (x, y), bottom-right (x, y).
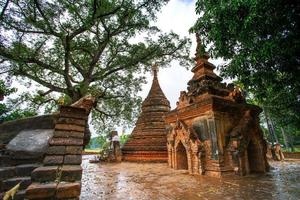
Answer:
top-left (122, 65), bottom-right (171, 162)
top-left (25, 106), bottom-right (87, 199)
top-left (165, 35), bottom-right (269, 177)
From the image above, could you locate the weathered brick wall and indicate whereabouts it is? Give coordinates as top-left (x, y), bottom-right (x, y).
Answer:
top-left (26, 106), bottom-right (88, 200)
top-left (283, 152), bottom-right (300, 159)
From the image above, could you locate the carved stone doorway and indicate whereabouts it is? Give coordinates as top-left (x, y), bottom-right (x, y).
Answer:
top-left (176, 141), bottom-right (188, 170)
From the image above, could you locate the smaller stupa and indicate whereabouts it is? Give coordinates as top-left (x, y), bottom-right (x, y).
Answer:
top-left (122, 64), bottom-right (170, 162)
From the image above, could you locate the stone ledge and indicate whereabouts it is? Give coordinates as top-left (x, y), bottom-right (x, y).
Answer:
top-left (46, 146), bottom-right (66, 155)
top-left (0, 167), bottom-right (15, 181)
top-left (56, 182), bottom-right (81, 199)
top-left (49, 138), bottom-right (83, 146)
top-left (59, 106), bottom-right (87, 120)
top-left (31, 166), bottom-right (58, 182)
top-left (64, 155), bottom-right (82, 165)
top-left (54, 130), bottom-right (85, 139)
top-left (57, 117), bottom-right (86, 126)
top-left (61, 165), bottom-right (82, 182)
top-left (55, 124), bottom-right (85, 132)
top-left (26, 182), bottom-right (57, 199)
top-left (43, 155), bottom-right (64, 165)
top-left (15, 164), bottom-right (40, 177)
top-left (2, 176), bottom-right (31, 190)
top-left (66, 146), bottom-right (83, 155)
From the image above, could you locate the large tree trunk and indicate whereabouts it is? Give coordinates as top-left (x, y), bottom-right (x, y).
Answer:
top-left (280, 127), bottom-right (289, 150)
top-left (263, 108), bottom-right (278, 144)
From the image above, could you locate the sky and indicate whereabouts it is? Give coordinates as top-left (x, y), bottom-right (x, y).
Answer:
top-left (112, 0), bottom-right (225, 135)
top-left (138, 0), bottom-right (223, 109)
top-left (6, 0), bottom-right (224, 136)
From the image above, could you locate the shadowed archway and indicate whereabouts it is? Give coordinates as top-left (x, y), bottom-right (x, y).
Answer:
top-left (176, 141), bottom-right (188, 170)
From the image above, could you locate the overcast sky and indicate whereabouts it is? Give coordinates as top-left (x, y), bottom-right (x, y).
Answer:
top-left (108, 0), bottom-right (228, 135)
top-left (139, 0), bottom-right (223, 109)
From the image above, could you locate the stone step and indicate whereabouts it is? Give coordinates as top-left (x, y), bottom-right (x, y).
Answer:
top-left (0, 191), bottom-right (26, 200)
top-left (0, 167), bottom-right (16, 181)
top-left (0, 155), bottom-right (11, 167)
top-left (15, 164), bottom-right (40, 177)
top-left (2, 176), bottom-right (31, 191)
top-left (15, 189), bottom-right (26, 200)
top-left (26, 181), bottom-right (81, 199)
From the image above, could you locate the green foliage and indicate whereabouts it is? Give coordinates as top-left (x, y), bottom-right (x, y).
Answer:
top-left (85, 135), bottom-right (108, 149)
top-left (192, 0), bottom-right (300, 131)
top-left (0, 0), bottom-right (192, 132)
top-left (0, 80), bottom-right (16, 96)
top-left (86, 132), bottom-right (129, 150)
top-left (0, 80), bottom-right (36, 122)
top-left (120, 133), bottom-right (129, 146)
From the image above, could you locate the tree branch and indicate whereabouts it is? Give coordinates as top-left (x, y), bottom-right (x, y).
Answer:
top-left (69, 56), bottom-right (86, 77)
top-left (63, 36), bottom-right (72, 89)
top-left (33, 0), bottom-right (61, 37)
top-left (69, 0), bottom-right (123, 40)
top-left (0, 0), bottom-right (9, 20)
top-left (18, 68), bottom-right (66, 94)
top-left (38, 89), bottom-right (53, 96)
top-left (94, 107), bottom-right (115, 117)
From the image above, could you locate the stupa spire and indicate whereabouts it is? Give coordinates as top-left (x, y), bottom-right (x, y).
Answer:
top-left (122, 64), bottom-right (170, 162)
top-left (152, 63), bottom-right (159, 79)
top-left (194, 33), bottom-right (209, 61)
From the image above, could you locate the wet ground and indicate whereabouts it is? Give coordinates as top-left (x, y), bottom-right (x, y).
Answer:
top-left (80, 155), bottom-right (300, 200)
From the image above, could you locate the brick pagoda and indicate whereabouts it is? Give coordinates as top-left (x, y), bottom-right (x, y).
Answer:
top-left (165, 34), bottom-right (269, 176)
top-left (122, 65), bottom-right (170, 162)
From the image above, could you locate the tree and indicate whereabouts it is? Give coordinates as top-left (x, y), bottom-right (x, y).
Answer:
top-left (0, 80), bottom-right (36, 122)
top-left (0, 0), bottom-right (191, 130)
top-left (192, 0), bottom-right (300, 130)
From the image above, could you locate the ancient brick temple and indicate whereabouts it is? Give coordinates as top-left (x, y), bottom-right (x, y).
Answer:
top-left (165, 35), bottom-right (269, 176)
top-left (122, 65), bottom-right (170, 162)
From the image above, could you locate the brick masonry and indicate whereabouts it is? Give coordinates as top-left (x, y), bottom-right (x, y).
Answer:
top-left (165, 35), bottom-right (269, 177)
top-left (26, 105), bottom-right (89, 199)
top-left (122, 65), bottom-right (171, 162)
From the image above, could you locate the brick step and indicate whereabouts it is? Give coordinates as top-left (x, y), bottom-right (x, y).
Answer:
top-left (2, 176), bottom-right (31, 191)
top-left (0, 167), bottom-right (16, 181)
top-left (0, 189), bottom-right (28, 200)
top-left (26, 181), bottom-right (81, 199)
top-left (0, 155), bottom-right (11, 167)
top-left (15, 189), bottom-right (26, 200)
top-left (15, 164), bottom-right (40, 177)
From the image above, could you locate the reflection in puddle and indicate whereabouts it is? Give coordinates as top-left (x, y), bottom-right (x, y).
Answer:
top-left (80, 156), bottom-right (300, 200)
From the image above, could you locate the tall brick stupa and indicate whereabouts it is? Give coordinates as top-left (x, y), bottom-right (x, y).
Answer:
top-left (122, 64), bottom-right (170, 162)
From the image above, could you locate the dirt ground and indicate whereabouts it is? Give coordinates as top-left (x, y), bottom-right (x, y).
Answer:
top-left (80, 155), bottom-right (300, 200)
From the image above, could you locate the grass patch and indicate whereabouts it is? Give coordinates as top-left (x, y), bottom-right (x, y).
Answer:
top-left (84, 148), bottom-right (101, 154)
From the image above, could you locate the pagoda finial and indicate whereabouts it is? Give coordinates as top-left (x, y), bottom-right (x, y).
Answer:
top-left (152, 63), bottom-right (159, 78)
top-left (195, 33), bottom-right (209, 60)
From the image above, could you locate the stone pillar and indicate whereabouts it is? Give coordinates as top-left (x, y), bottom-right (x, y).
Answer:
top-left (167, 146), bottom-right (172, 168)
top-left (187, 151), bottom-right (193, 174)
top-left (26, 106), bottom-right (87, 200)
top-left (171, 148), bottom-right (175, 168)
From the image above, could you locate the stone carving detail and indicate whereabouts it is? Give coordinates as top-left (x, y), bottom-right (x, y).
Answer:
top-left (165, 34), bottom-right (269, 177)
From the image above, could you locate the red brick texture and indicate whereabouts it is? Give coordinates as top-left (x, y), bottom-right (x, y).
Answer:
top-left (26, 106), bottom-right (88, 199)
top-left (122, 67), bottom-right (171, 162)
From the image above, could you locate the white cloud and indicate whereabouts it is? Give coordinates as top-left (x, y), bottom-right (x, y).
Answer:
top-left (139, 0), bottom-right (225, 109)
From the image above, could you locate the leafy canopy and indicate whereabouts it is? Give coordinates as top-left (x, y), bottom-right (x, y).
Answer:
top-left (192, 0), bottom-right (300, 129)
top-left (0, 0), bottom-right (191, 131)
top-left (0, 80), bottom-right (36, 122)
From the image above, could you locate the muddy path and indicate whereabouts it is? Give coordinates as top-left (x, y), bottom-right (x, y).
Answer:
top-left (80, 156), bottom-right (300, 200)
